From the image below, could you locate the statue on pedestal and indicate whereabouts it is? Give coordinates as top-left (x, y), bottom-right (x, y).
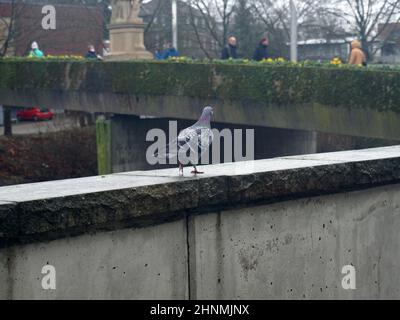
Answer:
top-left (111, 0), bottom-right (143, 24)
top-left (107, 0), bottom-right (153, 60)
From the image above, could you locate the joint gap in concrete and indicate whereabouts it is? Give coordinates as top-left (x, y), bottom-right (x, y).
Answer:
top-left (186, 212), bottom-right (192, 301)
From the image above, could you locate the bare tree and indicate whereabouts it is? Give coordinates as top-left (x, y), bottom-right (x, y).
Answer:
top-left (187, 0), bottom-right (237, 57)
top-left (187, 3), bottom-right (213, 58)
top-left (299, 0), bottom-right (352, 41)
top-left (250, 0), bottom-right (328, 57)
top-left (0, 1), bottom-right (24, 136)
top-left (0, 0), bottom-right (26, 57)
top-left (326, 0), bottom-right (400, 59)
top-left (143, 0), bottom-right (163, 33)
top-left (233, 0), bottom-right (263, 58)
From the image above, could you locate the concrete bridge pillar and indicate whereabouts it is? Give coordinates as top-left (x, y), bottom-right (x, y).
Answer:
top-left (96, 115), bottom-right (318, 175)
top-left (2, 106), bottom-right (12, 136)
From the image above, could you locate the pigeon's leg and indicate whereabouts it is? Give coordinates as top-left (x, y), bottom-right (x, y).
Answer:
top-left (191, 165), bottom-right (204, 175)
top-left (178, 160), bottom-right (184, 175)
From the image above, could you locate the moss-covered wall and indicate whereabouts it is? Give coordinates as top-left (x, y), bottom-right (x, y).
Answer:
top-left (96, 118), bottom-right (112, 175)
top-left (1, 60), bottom-right (400, 113)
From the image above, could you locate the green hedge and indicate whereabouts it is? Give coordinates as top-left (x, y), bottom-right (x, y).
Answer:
top-left (1, 59), bottom-right (400, 112)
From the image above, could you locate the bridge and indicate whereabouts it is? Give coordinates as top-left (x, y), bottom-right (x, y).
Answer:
top-left (1, 60), bottom-right (400, 174)
top-left (1, 59), bottom-right (400, 299)
top-left (1, 146), bottom-right (400, 299)
top-left (1, 60), bottom-right (400, 139)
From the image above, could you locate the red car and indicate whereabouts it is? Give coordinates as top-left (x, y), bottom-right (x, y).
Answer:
top-left (17, 107), bottom-right (54, 121)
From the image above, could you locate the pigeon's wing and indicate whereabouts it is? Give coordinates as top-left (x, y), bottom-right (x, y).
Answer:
top-left (177, 126), bottom-right (214, 165)
top-left (177, 126), bottom-right (198, 152)
top-left (154, 126), bottom-right (197, 161)
top-left (155, 126), bottom-right (213, 164)
top-left (197, 127), bottom-right (213, 156)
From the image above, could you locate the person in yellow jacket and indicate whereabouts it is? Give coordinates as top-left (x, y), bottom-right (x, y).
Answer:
top-left (348, 40), bottom-right (367, 66)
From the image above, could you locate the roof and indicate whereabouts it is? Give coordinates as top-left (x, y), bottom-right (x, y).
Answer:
top-left (289, 36), bottom-right (381, 46)
top-left (296, 37), bottom-right (355, 46)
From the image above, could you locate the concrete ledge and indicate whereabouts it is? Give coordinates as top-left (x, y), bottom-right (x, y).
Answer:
top-left (0, 146), bottom-right (400, 247)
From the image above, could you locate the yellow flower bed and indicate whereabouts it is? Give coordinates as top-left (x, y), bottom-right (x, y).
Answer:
top-left (45, 54), bottom-right (85, 60)
top-left (330, 57), bottom-right (342, 66)
top-left (261, 57), bottom-right (286, 64)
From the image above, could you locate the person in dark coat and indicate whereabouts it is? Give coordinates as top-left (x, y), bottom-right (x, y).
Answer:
top-left (163, 44), bottom-right (180, 59)
top-left (252, 38), bottom-right (269, 61)
top-left (85, 45), bottom-right (102, 60)
top-left (221, 36), bottom-right (238, 60)
top-left (155, 44), bottom-right (180, 60)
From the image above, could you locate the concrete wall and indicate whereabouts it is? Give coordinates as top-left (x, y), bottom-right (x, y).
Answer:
top-left (190, 184), bottom-right (400, 300)
top-left (1, 183), bottom-right (400, 299)
top-left (0, 220), bottom-right (188, 300)
top-left (1, 146), bottom-right (400, 300)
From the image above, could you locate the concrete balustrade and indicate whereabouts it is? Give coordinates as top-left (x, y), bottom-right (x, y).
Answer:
top-left (1, 146), bottom-right (400, 299)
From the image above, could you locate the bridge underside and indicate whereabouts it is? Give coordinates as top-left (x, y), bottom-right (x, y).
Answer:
top-left (1, 88), bottom-right (400, 141)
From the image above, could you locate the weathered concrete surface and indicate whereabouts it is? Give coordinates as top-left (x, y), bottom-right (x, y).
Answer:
top-left (0, 201), bottom-right (18, 240)
top-left (0, 219), bottom-right (188, 300)
top-left (190, 184), bottom-right (400, 300)
top-left (1, 184), bottom-right (400, 299)
top-left (0, 250), bottom-right (9, 300)
top-left (0, 146), bottom-right (400, 299)
top-left (0, 174), bottom-right (197, 246)
top-left (0, 146), bottom-right (400, 246)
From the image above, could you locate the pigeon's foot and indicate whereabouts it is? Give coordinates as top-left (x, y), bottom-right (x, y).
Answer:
top-left (191, 166), bottom-right (204, 175)
top-left (191, 170), bottom-right (204, 175)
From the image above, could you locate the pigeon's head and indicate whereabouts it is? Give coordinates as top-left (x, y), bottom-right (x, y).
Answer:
top-left (198, 106), bottom-right (214, 125)
top-left (202, 106), bottom-right (214, 117)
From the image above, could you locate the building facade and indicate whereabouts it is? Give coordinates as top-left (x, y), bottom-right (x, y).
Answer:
top-left (0, 1), bottom-right (103, 57)
top-left (377, 23), bottom-right (400, 64)
top-left (295, 38), bottom-right (352, 62)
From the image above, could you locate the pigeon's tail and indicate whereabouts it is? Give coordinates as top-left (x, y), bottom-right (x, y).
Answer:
top-left (154, 151), bottom-right (178, 160)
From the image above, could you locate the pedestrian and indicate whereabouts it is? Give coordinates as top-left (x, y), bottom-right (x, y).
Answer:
top-left (348, 40), bottom-right (367, 66)
top-left (155, 49), bottom-right (163, 60)
top-left (28, 41), bottom-right (44, 58)
top-left (163, 44), bottom-right (180, 59)
top-left (252, 37), bottom-right (269, 61)
top-left (85, 45), bottom-right (102, 60)
top-left (221, 36), bottom-right (238, 60)
top-left (155, 44), bottom-right (180, 60)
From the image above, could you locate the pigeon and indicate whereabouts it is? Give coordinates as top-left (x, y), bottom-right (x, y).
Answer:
top-left (156, 106), bottom-right (214, 175)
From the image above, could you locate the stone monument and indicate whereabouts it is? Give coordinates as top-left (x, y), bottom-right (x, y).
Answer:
top-left (106, 0), bottom-right (153, 60)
